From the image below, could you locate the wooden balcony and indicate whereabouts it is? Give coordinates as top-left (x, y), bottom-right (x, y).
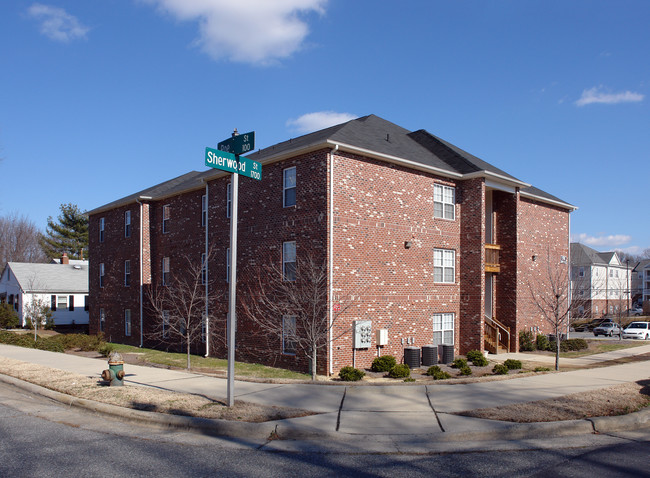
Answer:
top-left (485, 243), bottom-right (501, 273)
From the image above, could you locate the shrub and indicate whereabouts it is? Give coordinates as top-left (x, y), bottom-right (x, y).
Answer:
top-left (451, 358), bottom-right (468, 369)
top-left (458, 365), bottom-right (472, 376)
top-left (339, 366), bottom-right (365, 382)
top-left (503, 359), bottom-right (522, 370)
top-left (519, 330), bottom-right (536, 351)
top-left (493, 364), bottom-right (509, 375)
top-left (99, 343), bottom-right (115, 357)
top-left (371, 355), bottom-right (397, 373)
top-left (403, 378), bottom-right (416, 382)
top-left (536, 334), bottom-right (550, 351)
top-left (426, 365), bottom-right (451, 380)
top-left (466, 350), bottom-right (488, 367)
top-left (388, 363), bottom-right (410, 379)
top-left (0, 303), bottom-right (20, 329)
top-left (548, 338), bottom-right (589, 353)
top-left (534, 367), bottom-right (551, 372)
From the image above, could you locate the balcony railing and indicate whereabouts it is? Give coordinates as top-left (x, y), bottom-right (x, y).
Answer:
top-left (485, 243), bottom-right (501, 273)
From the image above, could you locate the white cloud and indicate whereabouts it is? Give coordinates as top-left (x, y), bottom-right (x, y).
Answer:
top-left (571, 233), bottom-right (632, 247)
top-left (143, 0), bottom-right (327, 65)
top-left (27, 3), bottom-right (89, 43)
top-left (286, 111), bottom-right (358, 134)
top-left (575, 86), bottom-right (644, 107)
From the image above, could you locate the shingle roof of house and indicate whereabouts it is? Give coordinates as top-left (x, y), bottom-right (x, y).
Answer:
top-left (89, 114), bottom-right (574, 214)
top-left (6, 261), bottom-right (89, 293)
top-left (570, 243), bottom-right (623, 267)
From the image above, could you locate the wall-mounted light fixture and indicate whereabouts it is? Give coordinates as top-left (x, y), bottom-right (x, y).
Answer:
top-left (532, 254), bottom-right (538, 262)
top-left (404, 241), bottom-right (412, 249)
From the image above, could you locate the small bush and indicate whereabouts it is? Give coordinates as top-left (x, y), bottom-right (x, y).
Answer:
top-left (99, 343), bottom-right (115, 357)
top-left (503, 359), bottom-right (522, 370)
top-left (534, 367), bottom-right (551, 372)
top-left (426, 365), bottom-right (452, 380)
top-left (0, 303), bottom-right (20, 329)
top-left (519, 330), bottom-right (536, 351)
top-left (388, 363), bottom-right (410, 379)
top-left (458, 365), bottom-right (472, 376)
top-left (536, 334), bottom-right (550, 351)
top-left (493, 364), bottom-right (509, 375)
top-left (403, 378), bottom-right (416, 383)
top-left (466, 350), bottom-right (488, 367)
top-left (371, 355), bottom-right (397, 373)
top-left (339, 366), bottom-right (365, 381)
top-left (548, 338), bottom-right (589, 353)
top-left (451, 358), bottom-right (468, 369)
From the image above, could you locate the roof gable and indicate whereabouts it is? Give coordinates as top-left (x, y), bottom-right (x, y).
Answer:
top-left (6, 262), bottom-right (89, 293)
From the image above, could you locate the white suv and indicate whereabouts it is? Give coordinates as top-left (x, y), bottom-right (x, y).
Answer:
top-left (622, 322), bottom-right (650, 340)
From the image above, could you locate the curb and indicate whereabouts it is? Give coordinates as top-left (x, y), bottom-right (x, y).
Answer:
top-left (2, 372), bottom-right (649, 442)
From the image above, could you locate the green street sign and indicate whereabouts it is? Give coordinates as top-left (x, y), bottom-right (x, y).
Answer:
top-left (205, 147), bottom-right (262, 181)
top-left (217, 131), bottom-right (255, 155)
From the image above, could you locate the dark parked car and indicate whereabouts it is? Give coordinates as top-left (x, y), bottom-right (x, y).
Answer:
top-left (593, 322), bottom-right (622, 337)
top-left (572, 318), bottom-right (613, 332)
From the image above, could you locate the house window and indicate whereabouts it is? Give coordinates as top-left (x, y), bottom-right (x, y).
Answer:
top-left (99, 263), bottom-right (105, 288)
top-left (283, 167), bottom-right (296, 207)
top-left (162, 310), bottom-right (169, 339)
top-left (226, 183), bottom-right (232, 218)
top-left (125, 211), bottom-right (131, 238)
top-left (201, 194), bottom-right (207, 227)
top-left (434, 184), bottom-right (455, 220)
top-left (99, 308), bottom-right (105, 332)
top-left (282, 315), bottom-right (297, 354)
top-left (99, 217), bottom-right (105, 243)
top-left (226, 248), bottom-right (230, 283)
top-left (125, 309), bottom-right (131, 336)
top-left (162, 257), bottom-right (170, 286)
top-left (50, 295), bottom-right (56, 311)
top-left (124, 260), bottom-right (131, 287)
top-left (434, 249), bottom-right (455, 283)
top-left (162, 205), bottom-right (170, 233)
top-left (84, 295), bottom-right (89, 311)
top-left (201, 253), bottom-right (207, 285)
top-left (68, 295), bottom-right (74, 311)
top-left (579, 267), bottom-right (585, 278)
top-left (283, 241), bottom-right (296, 281)
top-left (432, 313), bottom-right (454, 346)
top-left (57, 295), bottom-right (67, 310)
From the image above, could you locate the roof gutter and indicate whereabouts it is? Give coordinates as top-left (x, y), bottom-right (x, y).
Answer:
top-left (519, 190), bottom-right (578, 211)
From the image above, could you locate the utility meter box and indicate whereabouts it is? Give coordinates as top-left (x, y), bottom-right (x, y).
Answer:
top-left (354, 320), bottom-right (372, 349)
top-left (376, 329), bottom-right (388, 346)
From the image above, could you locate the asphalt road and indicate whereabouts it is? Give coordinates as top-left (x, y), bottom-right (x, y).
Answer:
top-left (2, 381), bottom-right (650, 477)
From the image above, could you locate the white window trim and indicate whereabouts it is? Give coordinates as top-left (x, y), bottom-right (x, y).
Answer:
top-left (125, 211), bottom-right (131, 238)
top-left (162, 205), bottom-right (170, 233)
top-left (283, 241), bottom-right (296, 281)
top-left (283, 166), bottom-right (296, 208)
top-left (99, 263), bottom-right (105, 288)
top-left (432, 312), bottom-right (454, 346)
top-left (282, 315), bottom-right (297, 355)
top-left (99, 217), bottom-right (105, 243)
top-left (434, 249), bottom-right (455, 284)
top-left (433, 184), bottom-right (455, 220)
top-left (162, 257), bottom-right (170, 286)
top-left (124, 260), bottom-right (131, 287)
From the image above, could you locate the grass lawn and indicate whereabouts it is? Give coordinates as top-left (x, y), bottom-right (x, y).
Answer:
top-left (560, 340), bottom-right (648, 358)
top-left (108, 343), bottom-right (310, 380)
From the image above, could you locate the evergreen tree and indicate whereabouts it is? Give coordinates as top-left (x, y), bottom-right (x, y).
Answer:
top-left (40, 203), bottom-right (89, 260)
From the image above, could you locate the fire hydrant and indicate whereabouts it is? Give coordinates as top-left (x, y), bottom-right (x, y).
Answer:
top-left (101, 351), bottom-right (125, 386)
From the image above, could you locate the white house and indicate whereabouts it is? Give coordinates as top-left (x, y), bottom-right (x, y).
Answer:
top-left (0, 254), bottom-right (89, 327)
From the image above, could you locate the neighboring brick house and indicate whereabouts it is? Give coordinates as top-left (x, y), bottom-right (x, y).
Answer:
top-left (88, 115), bottom-right (574, 375)
top-left (570, 243), bottom-right (632, 318)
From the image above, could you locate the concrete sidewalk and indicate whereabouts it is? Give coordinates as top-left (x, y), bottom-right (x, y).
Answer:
top-left (1, 343), bottom-right (649, 442)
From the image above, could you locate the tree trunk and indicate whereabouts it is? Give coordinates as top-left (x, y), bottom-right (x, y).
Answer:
top-left (311, 344), bottom-right (317, 381)
top-left (555, 324), bottom-right (560, 371)
top-left (186, 335), bottom-right (191, 370)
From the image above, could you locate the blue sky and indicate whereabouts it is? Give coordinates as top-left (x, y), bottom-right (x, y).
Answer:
top-left (1, 1), bottom-right (648, 254)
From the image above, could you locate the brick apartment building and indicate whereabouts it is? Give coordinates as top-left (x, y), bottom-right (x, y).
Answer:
top-left (88, 115), bottom-right (575, 375)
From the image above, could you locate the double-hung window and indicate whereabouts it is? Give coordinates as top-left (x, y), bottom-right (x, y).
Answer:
top-left (282, 315), bottom-right (297, 354)
top-left (125, 309), bottom-right (131, 337)
top-left (434, 184), bottom-right (455, 220)
top-left (162, 205), bottom-right (170, 233)
top-left (162, 257), bottom-right (170, 286)
top-left (201, 253), bottom-right (207, 285)
top-left (125, 211), bottom-right (131, 238)
top-left (57, 295), bottom-right (67, 310)
top-left (124, 260), bottom-right (131, 287)
top-left (99, 308), bottom-right (105, 332)
top-left (226, 183), bottom-right (232, 218)
top-left (99, 217), bottom-right (105, 243)
top-left (226, 248), bottom-right (230, 283)
top-left (201, 194), bottom-right (207, 227)
top-left (162, 310), bottom-right (170, 339)
top-left (283, 241), bottom-right (296, 281)
top-left (99, 263), bottom-right (105, 288)
top-left (283, 167), bottom-right (296, 207)
top-left (434, 249), bottom-right (455, 283)
top-left (432, 313), bottom-right (454, 346)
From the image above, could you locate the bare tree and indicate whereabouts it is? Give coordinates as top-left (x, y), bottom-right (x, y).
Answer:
top-left (528, 250), bottom-right (571, 371)
top-left (146, 250), bottom-right (224, 369)
top-left (0, 213), bottom-right (47, 268)
top-left (242, 252), bottom-right (362, 381)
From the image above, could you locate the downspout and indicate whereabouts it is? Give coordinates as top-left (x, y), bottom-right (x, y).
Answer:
top-left (328, 144), bottom-right (339, 376)
top-left (567, 213), bottom-right (571, 338)
top-left (203, 180), bottom-right (210, 357)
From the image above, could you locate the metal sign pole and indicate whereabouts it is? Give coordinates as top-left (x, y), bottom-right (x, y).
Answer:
top-left (227, 162), bottom-right (239, 407)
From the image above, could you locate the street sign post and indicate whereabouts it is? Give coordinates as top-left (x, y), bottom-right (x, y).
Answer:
top-left (217, 131), bottom-right (255, 155)
top-left (205, 147), bottom-right (262, 181)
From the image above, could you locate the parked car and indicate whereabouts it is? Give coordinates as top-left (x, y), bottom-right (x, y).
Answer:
top-left (621, 322), bottom-right (650, 340)
top-left (593, 322), bottom-right (622, 337)
top-left (572, 318), bottom-right (613, 332)
top-left (625, 307), bottom-right (643, 317)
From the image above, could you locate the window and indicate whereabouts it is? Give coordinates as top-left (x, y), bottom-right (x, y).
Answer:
top-left (283, 241), bottom-right (296, 281)
top-left (579, 267), bottom-right (585, 278)
top-left (201, 313), bottom-right (207, 343)
top-left (434, 184), bottom-right (455, 220)
top-left (201, 194), bottom-right (207, 226)
top-left (283, 167), bottom-right (296, 207)
top-left (201, 253), bottom-right (207, 285)
top-left (84, 295), bottom-right (89, 311)
top-left (125, 211), bottom-right (131, 238)
top-left (99, 263), bottom-right (105, 288)
top-left (57, 295), bottom-right (67, 310)
top-left (434, 249), bottom-right (455, 283)
top-left (50, 295), bottom-right (56, 311)
top-left (226, 183), bottom-right (232, 218)
top-left (125, 309), bottom-right (131, 336)
top-left (162, 310), bottom-right (169, 339)
top-left (68, 295), bottom-right (74, 311)
top-left (432, 313), bottom-right (454, 346)
top-left (99, 217), bottom-right (105, 243)
top-left (282, 315), bottom-right (297, 354)
top-left (162, 257), bottom-right (170, 286)
top-left (99, 308), bottom-right (105, 332)
top-left (162, 205), bottom-right (170, 233)
top-left (124, 260), bottom-right (131, 287)
top-left (226, 248), bottom-right (230, 283)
